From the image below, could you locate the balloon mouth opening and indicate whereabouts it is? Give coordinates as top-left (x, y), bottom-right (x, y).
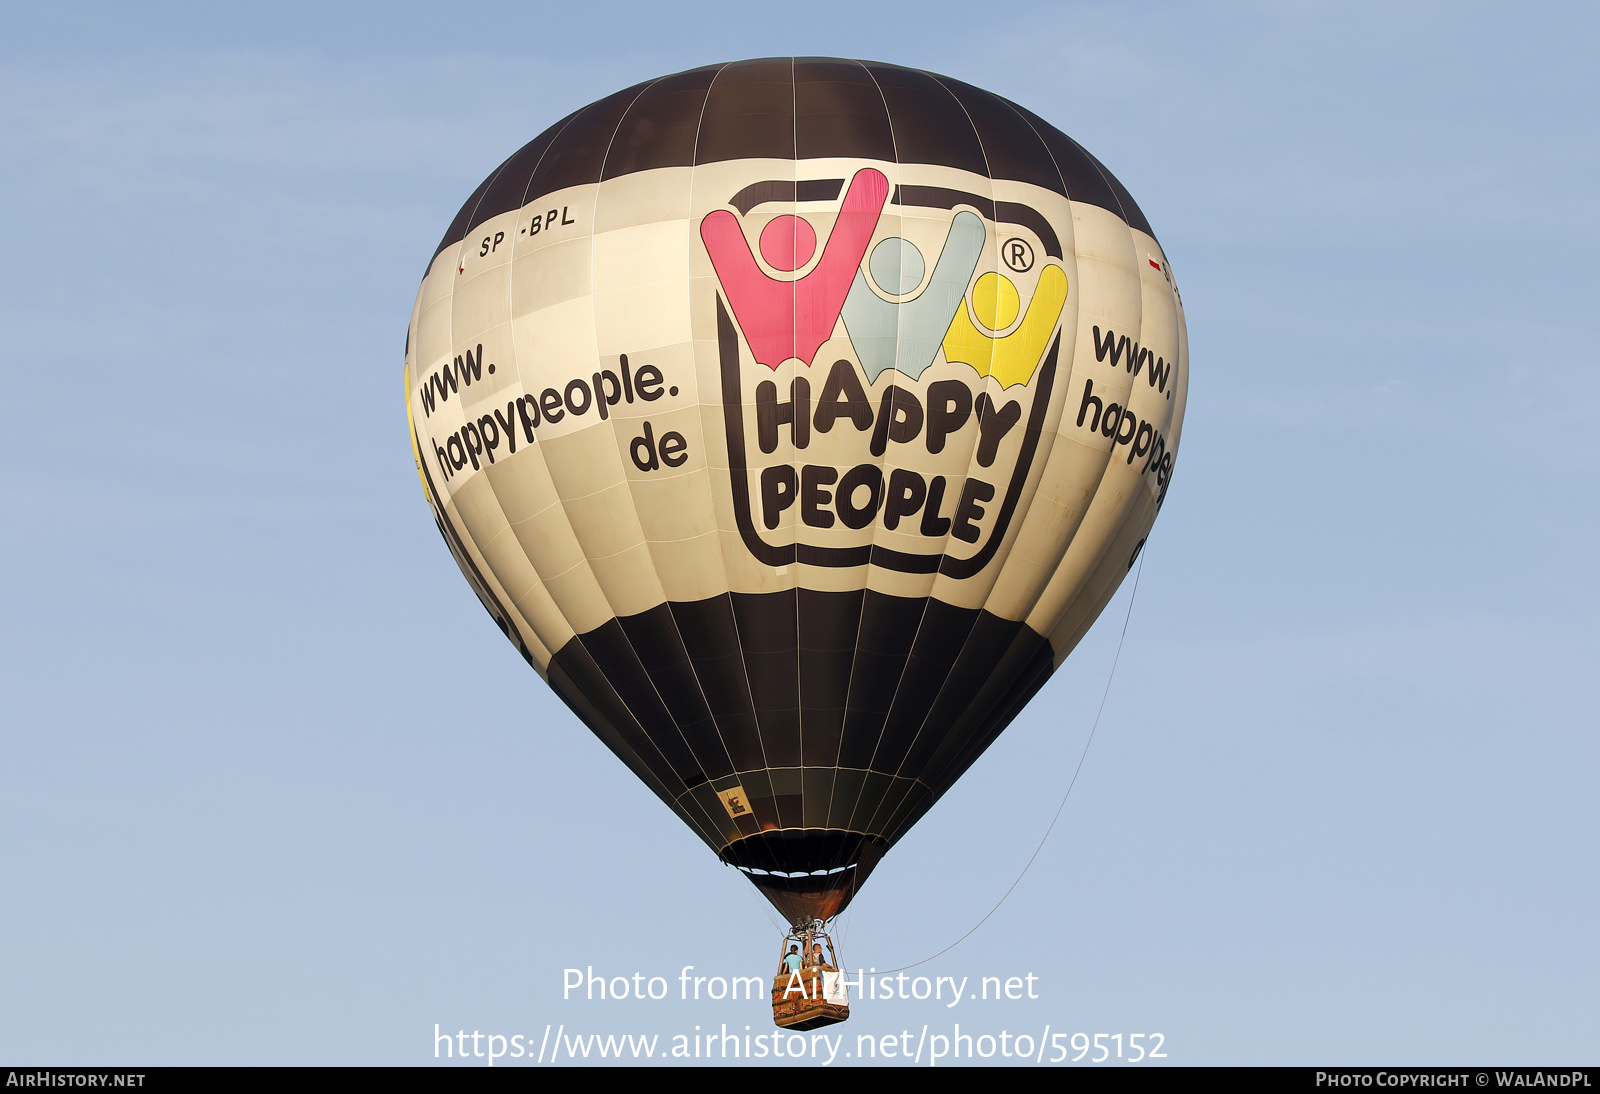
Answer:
top-left (722, 829), bottom-right (888, 924)
top-left (735, 864), bottom-right (858, 878)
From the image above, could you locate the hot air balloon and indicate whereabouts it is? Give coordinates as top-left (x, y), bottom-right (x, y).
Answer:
top-left (404, 59), bottom-right (1186, 959)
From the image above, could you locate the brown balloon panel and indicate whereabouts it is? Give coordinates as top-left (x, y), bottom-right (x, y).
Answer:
top-left (543, 588), bottom-right (1055, 923)
top-left (431, 57), bottom-right (1155, 267)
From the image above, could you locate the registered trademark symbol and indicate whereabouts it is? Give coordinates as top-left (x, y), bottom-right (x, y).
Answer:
top-left (1002, 237), bottom-right (1034, 272)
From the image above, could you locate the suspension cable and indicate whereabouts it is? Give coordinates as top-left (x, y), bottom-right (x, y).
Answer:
top-left (860, 550), bottom-right (1148, 976)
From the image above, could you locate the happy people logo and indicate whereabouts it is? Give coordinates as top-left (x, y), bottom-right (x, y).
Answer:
top-left (701, 168), bottom-right (1069, 577)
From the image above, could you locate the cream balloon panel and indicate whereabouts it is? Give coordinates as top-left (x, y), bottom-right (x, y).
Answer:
top-left (458, 192), bottom-right (668, 632)
top-left (1029, 227), bottom-right (1188, 664)
top-left (960, 199), bottom-right (1146, 620)
top-left (410, 175), bottom-right (719, 660)
top-left (409, 224), bottom-right (570, 667)
top-left (509, 175), bottom-right (709, 628)
top-left (886, 178), bottom-right (1081, 612)
top-left (461, 297), bottom-right (626, 642)
top-left (406, 248), bottom-right (566, 673)
top-left (407, 163), bottom-right (1185, 678)
top-left (410, 247), bottom-right (455, 389)
top-left (686, 157), bottom-right (904, 600)
top-left (587, 183), bottom-right (730, 612)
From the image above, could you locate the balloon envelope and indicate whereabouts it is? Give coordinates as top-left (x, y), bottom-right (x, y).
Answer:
top-left (405, 59), bottom-right (1187, 924)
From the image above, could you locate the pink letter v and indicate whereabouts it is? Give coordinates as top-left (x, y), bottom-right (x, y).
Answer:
top-left (701, 168), bottom-right (888, 370)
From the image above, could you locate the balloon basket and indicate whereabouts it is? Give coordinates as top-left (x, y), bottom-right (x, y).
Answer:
top-left (771, 921), bottom-right (850, 1029)
top-left (770, 978), bottom-right (849, 1030)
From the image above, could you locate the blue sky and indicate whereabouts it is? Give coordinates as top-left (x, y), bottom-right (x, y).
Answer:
top-left (2, 1), bottom-right (1596, 1066)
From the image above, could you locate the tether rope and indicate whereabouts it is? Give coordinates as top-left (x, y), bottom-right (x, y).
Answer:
top-left (852, 549), bottom-right (1148, 976)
